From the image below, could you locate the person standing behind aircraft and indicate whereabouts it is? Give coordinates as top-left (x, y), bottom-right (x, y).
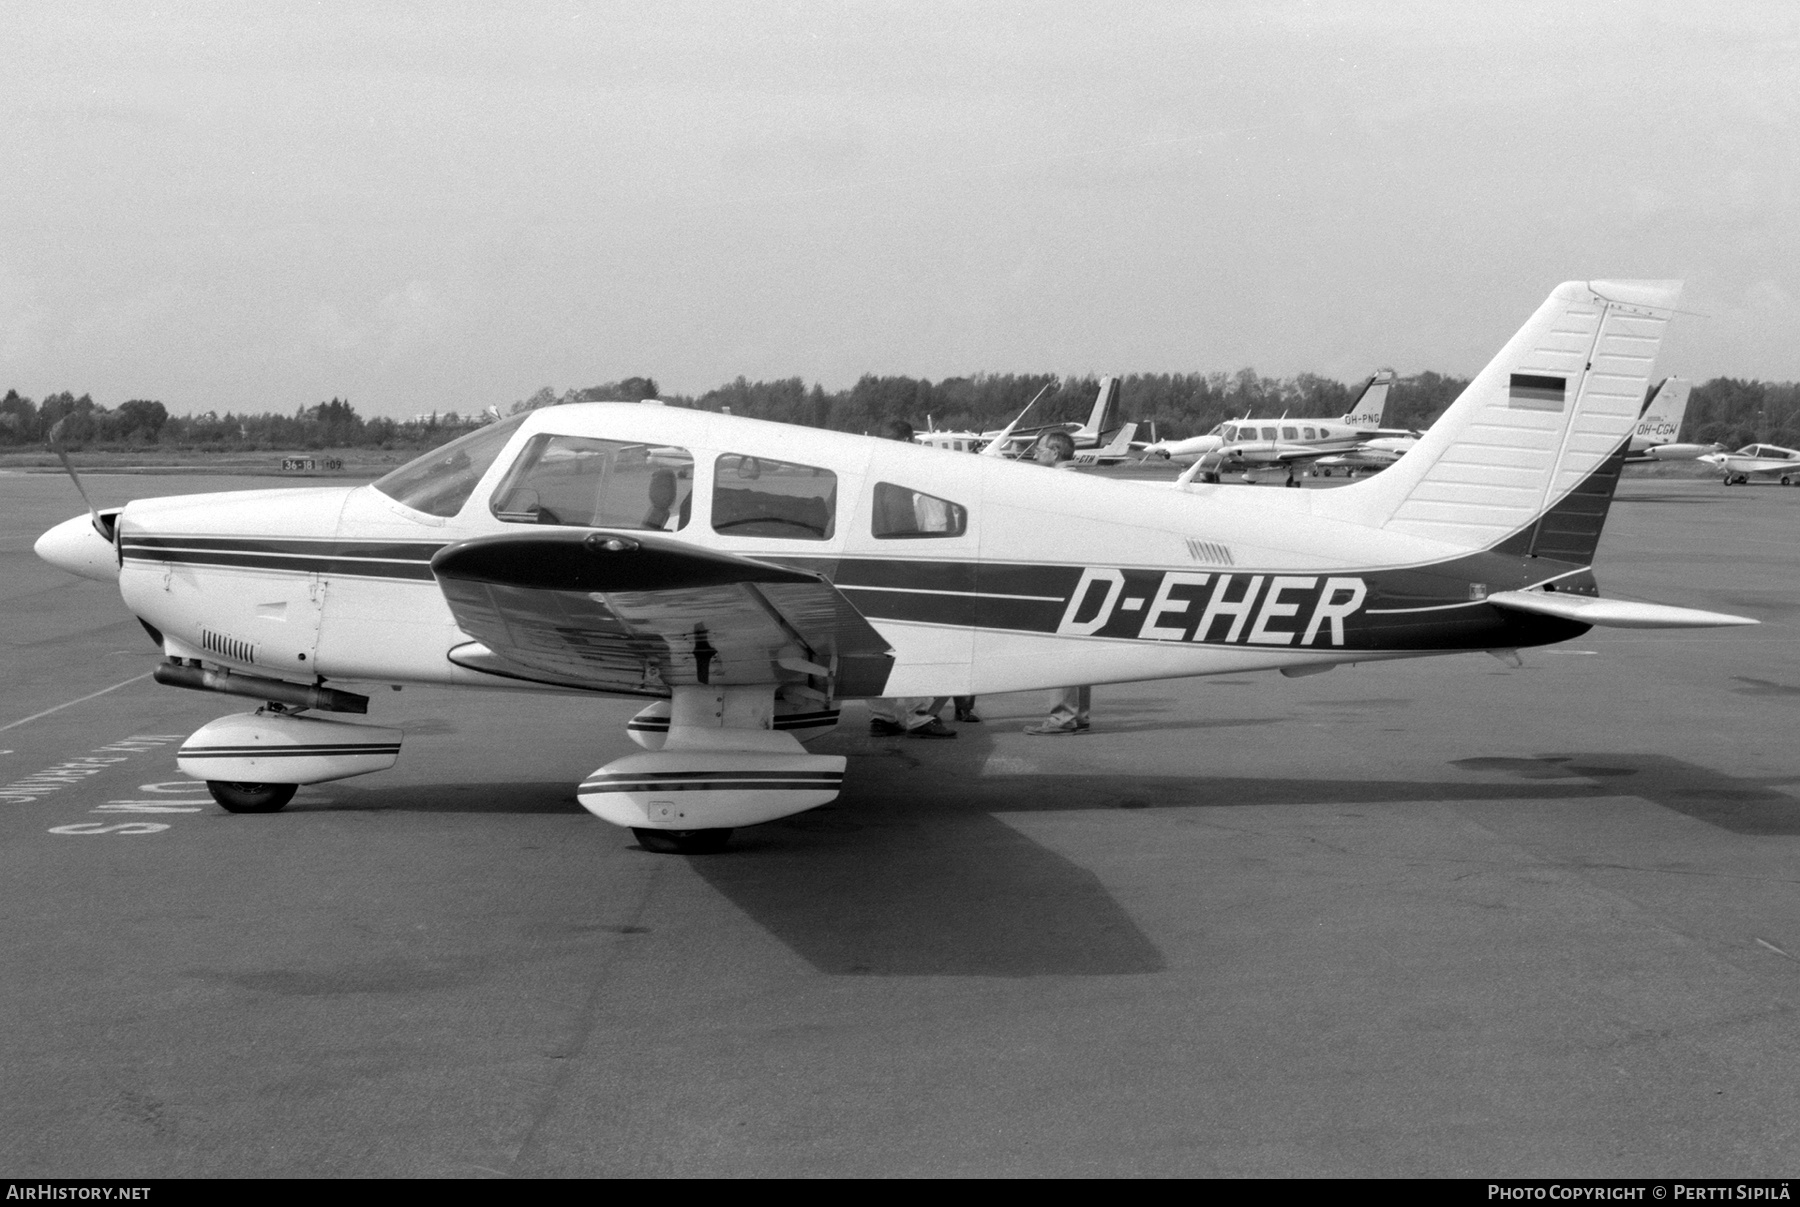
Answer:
top-left (868, 419), bottom-right (957, 739)
top-left (1024, 429), bottom-right (1091, 735)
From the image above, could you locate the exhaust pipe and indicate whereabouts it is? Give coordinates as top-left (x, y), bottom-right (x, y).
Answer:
top-left (152, 662), bottom-right (369, 714)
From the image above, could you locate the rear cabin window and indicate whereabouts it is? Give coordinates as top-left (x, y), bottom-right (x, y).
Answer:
top-left (489, 435), bottom-right (694, 530)
top-left (373, 416), bottom-right (526, 518)
top-left (1304, 427), bottom-right (1316, 439)
top-left (871, 483), bottom-right (967, 539)
top-left (712, 454), bottom-right (836, 540)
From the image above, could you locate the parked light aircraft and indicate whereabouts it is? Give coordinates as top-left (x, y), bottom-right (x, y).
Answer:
top-left (918, 377), bottom-right (1135, 461)
top-left (1698, 443), bottom-right (1800, 485)
top-left (36, 280), bottom-right (1754, 853)
top-left (1185, 370), bottom-right (1397, 486)
top-left (1143, 369), bottom-right (1394, 476)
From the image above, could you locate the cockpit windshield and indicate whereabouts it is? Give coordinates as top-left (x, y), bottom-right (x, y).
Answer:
top-left (372, 416), bottom-right (526, 517)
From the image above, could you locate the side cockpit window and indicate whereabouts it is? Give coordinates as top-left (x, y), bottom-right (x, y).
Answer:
top-left (372, 416), bottom-right (526, 518)
top-left (490, 435), bottom-right (694, 530)
top-left (712, 454), bottom-right (836, 540)
top-left (871, 483), bottom-right (967, 539)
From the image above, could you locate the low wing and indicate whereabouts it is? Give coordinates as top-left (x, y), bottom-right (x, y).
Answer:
top-left (1269, 445), bottom-right (1344, 465)
top-left (1218, 442), bottom-right (1353, 466)
top-left (1486, 590), bottom-right (1757, 629)
top-left (431, 530), bottom-right (894, 697)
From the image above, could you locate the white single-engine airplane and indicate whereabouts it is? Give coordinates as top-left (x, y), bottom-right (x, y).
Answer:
top-left (1698, 442), bottom-right (1800, 486)
top-left (37, 280), bottom-right (1755, 853)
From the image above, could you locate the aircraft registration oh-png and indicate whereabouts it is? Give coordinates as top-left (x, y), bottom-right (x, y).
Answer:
top-left (36, 280), bottom-right (1756, 853)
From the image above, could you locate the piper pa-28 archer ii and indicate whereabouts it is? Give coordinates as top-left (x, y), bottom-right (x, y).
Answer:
top-left (36, 280), bottom-right (1755, 853)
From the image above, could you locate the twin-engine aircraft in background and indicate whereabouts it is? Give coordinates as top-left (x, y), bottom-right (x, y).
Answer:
top-left (1699, 442), bottom-right (1800, 486)
top-left (1143, 369), bottom-right (1396, 480)
top-left (37, 280), bottom-right (1755, 853)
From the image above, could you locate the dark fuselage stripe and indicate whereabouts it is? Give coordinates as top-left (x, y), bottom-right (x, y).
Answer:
top-left (126, 537), bottom-right (445, 559)
top-left (627, 712), bottom-right (841, 731)
top-left (583, 773), bottom-right (844, 782)
top-left (178, 745), bottom-right (401, 757)
top-left (124, 548), bottom-right (436, 581)
top-left (581, 780), bottom-right (842, 794)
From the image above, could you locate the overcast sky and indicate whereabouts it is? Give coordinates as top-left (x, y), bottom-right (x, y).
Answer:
top-left (4, 1), bottom-right (1797, 418)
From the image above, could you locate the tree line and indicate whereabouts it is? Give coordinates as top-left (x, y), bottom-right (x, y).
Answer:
top-left (0, 391), bottom-right (492, 451)
top-left (5, 372), bottom-right (1797, 452)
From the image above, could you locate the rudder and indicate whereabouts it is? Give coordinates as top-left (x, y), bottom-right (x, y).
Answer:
top-left (1317, 280), bottom-right (1681, 562)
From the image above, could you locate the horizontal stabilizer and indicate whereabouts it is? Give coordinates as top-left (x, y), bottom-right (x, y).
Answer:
top-left (1486, 590), bottom-right (1757, 629)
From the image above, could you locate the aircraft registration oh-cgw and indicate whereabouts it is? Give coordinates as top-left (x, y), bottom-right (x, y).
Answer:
top-left (36, 279), bottom-right (1756, 853)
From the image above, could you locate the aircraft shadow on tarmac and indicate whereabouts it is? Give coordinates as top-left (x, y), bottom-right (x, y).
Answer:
top-left (697, 807), bottom-right (1169, 979)
top-left (288, 720), bottom-right (1800, 979)
top-left (1447, 753), bottom-right (1800, 837)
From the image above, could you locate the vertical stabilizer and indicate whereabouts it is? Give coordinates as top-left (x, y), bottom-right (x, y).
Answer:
top-left (1084, 376), bottom-right (1120, 438)
top-left (1342, 369), bottom-right (1396, 430)
top-left (1316, 281), bottom-right (1681, 556)
top-left (1635, 376), bottom-right (1691, 447)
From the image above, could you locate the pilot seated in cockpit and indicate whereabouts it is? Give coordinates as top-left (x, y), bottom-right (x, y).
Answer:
top-left (643, 468), bottom-right (677, 529)
top-left (641, 466), bottom-right (691, 531)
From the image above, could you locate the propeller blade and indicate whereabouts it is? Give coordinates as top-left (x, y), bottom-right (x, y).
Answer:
top-left (47, 418), bottom-right (110, 541)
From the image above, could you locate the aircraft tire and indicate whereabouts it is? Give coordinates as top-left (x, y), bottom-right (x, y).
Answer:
top-left (207, 781), bottom-right (297, 813)
top-left (631, 827), bottom-right (734, 855)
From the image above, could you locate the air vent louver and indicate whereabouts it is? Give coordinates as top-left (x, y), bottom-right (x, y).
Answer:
top-left (201, 629), bottom-right (256, 665)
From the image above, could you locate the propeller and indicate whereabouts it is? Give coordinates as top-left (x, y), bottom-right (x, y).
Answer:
top-left (46, 418), bottom-right (112, 541)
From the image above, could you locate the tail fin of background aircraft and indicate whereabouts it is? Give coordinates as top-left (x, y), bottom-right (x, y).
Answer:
top-left (1316, 280), bottom-right (1681, 562)
top-left (1341, 369), bottom-right (1396, 430)
top-left (1636, 376), bottom-right (1691, 444)
top-left (1084, 376), bottom-right (1120, 437)
top-left (1078, 422), bottom-right (1137, 463)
